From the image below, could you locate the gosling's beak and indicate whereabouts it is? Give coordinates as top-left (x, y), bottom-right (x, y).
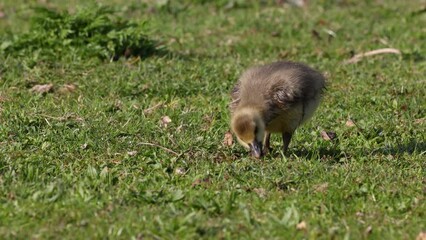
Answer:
top-left (250, 140), bottom-right (263, 159)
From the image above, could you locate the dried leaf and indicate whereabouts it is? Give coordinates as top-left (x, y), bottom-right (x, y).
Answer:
top-left (323, 71), bottom-right (331, 79)
top-left (364, 226), bottom-right (373, 235)
top-left (58, 84), bottom-right (77, 94)
top-left (176, 125), bottom-right (184, 132)
top-left (253, 188), bottom-right (267, 198)
top-left (160, 116), bottom-right (172, 128)
top-left (191, 179), bottom-right (202, 187)
top-left (127, 151), bottom-right (137, 156)
top-left (355, 212), bottom-right (364, 217)
top-left (296, 221), bottom-right (307, 230)
top-left (110, 159), bottom-right (121, 165)
top-left (223, 131), bottom-right (233, 147)
top-left (321, 131), bottom-right (337, 141)
top-left (323, 28), bottom-right (336, 38)
top-left (0, 95), bottom-right (8, 103)
top-left (175, 168), bottom-right (186, 176)
top-left (414, 118), bottom-right (425, 125)
top-left (313, 182), bottom-right (329, 193)
top-left (271, 31), bottom-right (280, 37)
top-left (100, 166), bottom-right (109, 179)
top-left (416, 232), bottom-right (426, 240)
top-left (278, 50), bottom-right (289, 58)
top-left (192, 177), bottom-right (211, 187)
top-left (30, 84), bottom-right (54, 94)
top-left (317, 19), bottom-right (328, 26)
top-left (0, 11), bottom-right (5, 19)
top-left (7, 192), bottom-right (16, 200)
top-left (345, 119), bottom-right (356, 127)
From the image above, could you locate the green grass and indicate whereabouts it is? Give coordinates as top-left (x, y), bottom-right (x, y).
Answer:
top-left (0, 0), bottom-right (425, 239)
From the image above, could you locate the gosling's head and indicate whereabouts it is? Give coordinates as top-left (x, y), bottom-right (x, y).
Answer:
top-left (231, 107), bottom-right (265, 158)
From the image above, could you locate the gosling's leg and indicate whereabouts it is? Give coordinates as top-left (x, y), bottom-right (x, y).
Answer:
top-left (264, 132), bottom-right (272, 154)
top-left (282, 132), bottom-right (293, 154)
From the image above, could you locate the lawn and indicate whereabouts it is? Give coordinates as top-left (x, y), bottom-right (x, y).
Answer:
top-left (0, 0), bottom-right (425, 239)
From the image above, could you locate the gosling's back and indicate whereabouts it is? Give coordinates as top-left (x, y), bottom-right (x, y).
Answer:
top-left (230, 61), bottom-right (325, 133)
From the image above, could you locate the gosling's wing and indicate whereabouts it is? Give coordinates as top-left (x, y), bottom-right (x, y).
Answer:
top-left (271, 82), bottom-right (302, 109)
top-left (265, 67), bottom-right (325, 123)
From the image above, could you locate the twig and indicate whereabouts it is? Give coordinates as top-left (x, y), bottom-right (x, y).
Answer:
top-left (138, 142), bottom-right (180, 156)
top-left (343, 48), bottom-right (401, 64)
top-left (143, 102), bottom-right (163, 115)
top-left (126, 56), bottom-right (141, 65)
top-left (32, 113), bottom-right (84, 122)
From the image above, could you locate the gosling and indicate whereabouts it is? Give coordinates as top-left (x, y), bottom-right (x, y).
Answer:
top-left (230, 61), bottom-right (325, 158)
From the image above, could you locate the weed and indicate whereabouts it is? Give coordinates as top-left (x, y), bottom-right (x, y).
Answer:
top-left (1, 5), bottom-right (158, 62)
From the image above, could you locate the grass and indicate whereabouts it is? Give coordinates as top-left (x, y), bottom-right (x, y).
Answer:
top-left (0, 0), bottom-right (425, 239)
top-left (1, 5), bottom-right (158, 61)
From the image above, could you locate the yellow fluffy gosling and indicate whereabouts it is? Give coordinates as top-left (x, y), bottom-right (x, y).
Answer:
top-left (230, 61), bottom-right (325, 158)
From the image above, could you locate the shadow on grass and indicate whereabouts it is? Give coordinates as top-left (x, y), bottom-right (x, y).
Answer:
top-left (289, 139), bottom-right (425, 163)
top-left (372, 140), bottom-right (425, 155)
top-left (155, 51), bottom-right (222, 62)
top-left (112, 46), bottom-right (170, 61)
top-left (291, 146), bottom-right (346, 164)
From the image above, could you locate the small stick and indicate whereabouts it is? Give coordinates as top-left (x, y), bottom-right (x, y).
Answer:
top-left (143, 102), bottom-right (163, 115)
top-left (138, 142), bottom-right (180, 156)
top-left (33, 113), bottom-right (83, 121)
top-left (343, 48), bottom-right (401, 64)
